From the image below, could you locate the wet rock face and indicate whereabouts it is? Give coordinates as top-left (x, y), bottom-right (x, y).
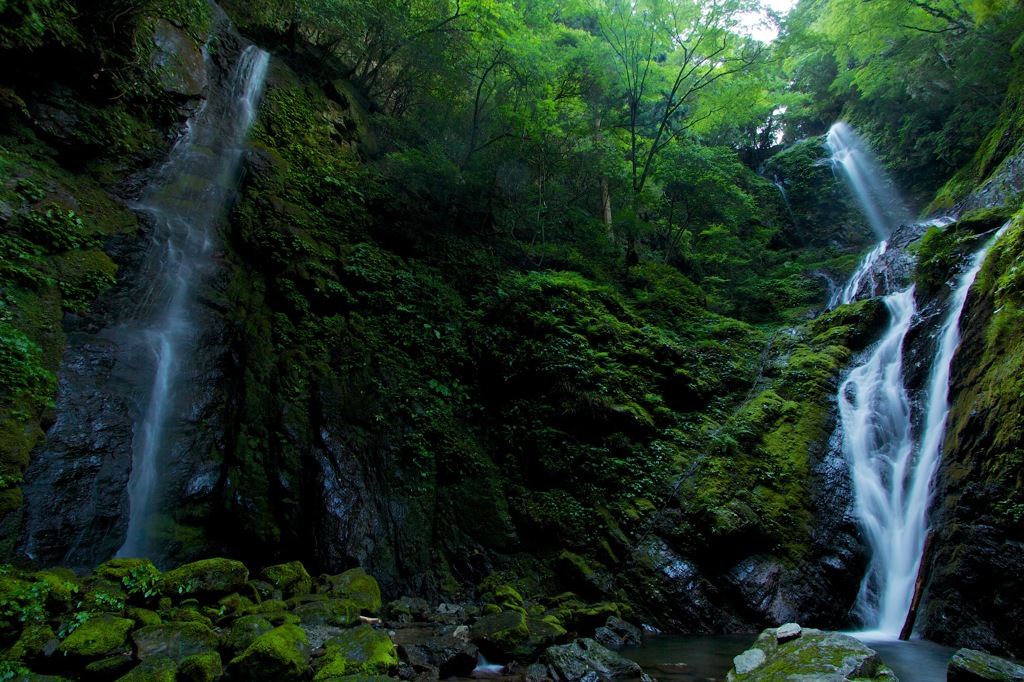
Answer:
top-left (151, 20), bottom-right (207, 97)
top-left (17, 20), bottom-right (251, 569)
top-left (917, 219), bottom-right (1024, 659)
top-left (761, 137), bottom-right (876, 250)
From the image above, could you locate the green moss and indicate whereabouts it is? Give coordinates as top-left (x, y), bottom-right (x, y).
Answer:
top-left (131, 621), bottom-right (219, 663)
top-left (114, 654), bottom-right (178, 682)
top-left (314, 625), bottom-right (398, 680)
top-left (260, 561), bottom-right (312, 598)
top-left (126, 607), bottom-right (162, 628)
top-left (223, 614), bottom-right (274, 656)
top-left (316, 568), bottom-right (381, 614)
top-left (56, 614), bottom-right (134, 660)
top-left (158, 558), bottom-right (249, 598)
top-left (175, 651), bottom-right (223, 682)
top-left (7, 622), bottom-right (57, 663)
top-left (293, 599), bottom-right (360, 627)
top-left (227, 624), bottom-right (311, 682)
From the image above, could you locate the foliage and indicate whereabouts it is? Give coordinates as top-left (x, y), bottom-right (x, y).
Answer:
top-left (777, 0), bottom-right (1024, 201)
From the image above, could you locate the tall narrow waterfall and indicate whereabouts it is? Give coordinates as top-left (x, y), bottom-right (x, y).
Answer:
top-left (116, 46), bottom-right (270, 558)
top-left (838, 225), bottom-right (1010, 637)
top-left (826, 123), bottom-right (910, 240)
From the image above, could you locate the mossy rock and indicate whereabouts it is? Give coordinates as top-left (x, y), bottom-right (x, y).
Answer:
top-left (83, 654), bottom-right (135, 679)
top-left (126, 607), bottom-right (162, 627)
top-left (958, 206), bottom-right (1016, 234)
top-left (566, 603), bottom-right (622, 634)
top-left (242, 599), bottom-right (288, 615)
top-left (95, 559), bottom-right (160, 604)
top-left (947, 647), bottom-right (1024, 681)
top-left (158, 559), bottom-right (248, 599)
top-left (8, 623), bottom-right (57, 664)
top-left (57, 614), bottom-right (134, 661)
top-left (223, 614), bottom-right (275, 656)
top-left (33, 570), bottom-right (79, 611)
top-left (293, 598), bottom-right (360, 627)
top-left (494, 585), bottom-right (524, 609)
top-left (113, 654), bottom-right (177, 682)
top-left (313, 676), bottom-right (393, 682)
top-left (726, 627), bottom-right (896, 681)
top-left (470, 610), bottom-right (529, 661)
top-left (226, 624), bottom-right (311, 682)
top-left (316, 569), bottom-right (381, 614)
top-left (176, 651), bottom-right (223, 682)
top-left (261, 561), bottom-right (312, 598)
top-left (166, 608), bottom-right (213, 628)
top-left (131, 621), bottom-right (220, 663)
top-left (313, 625), bottom-right (398, 681)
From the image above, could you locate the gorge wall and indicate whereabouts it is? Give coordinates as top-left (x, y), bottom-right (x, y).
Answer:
top-left (1, 0), bottom-right (1023, 657)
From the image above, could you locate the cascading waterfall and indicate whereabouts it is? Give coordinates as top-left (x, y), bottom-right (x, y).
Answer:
top-left (838, 224), bottom-right (1010, 638)
top-left (830, 240), bottom-right (888, 308)
top-left (116, 45), bottom-right (270, 558)
top-left (826, 123), bottom-right (910, 240)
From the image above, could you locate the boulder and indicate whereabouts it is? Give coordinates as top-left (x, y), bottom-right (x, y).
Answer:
top-left (114, 654), bottom-right (177, 681)
top-left (131, 621), bottom-right (220, 662)
top-left (176, 651), bottom-right (224, 682)
top-left (293, 599), bottom-right (360, 627)
top-left (726, 626), bottom-right (896, 681)
top-left (387, 596), bottom-right (431, 623)
top-left (316, 568), bottom-right (382, 614)
top-left (542, 638), bottom-right (643, 681)
top-left (400, 633), bottom-right (479, 678)
top-left (261, 561), bottom-right (313, 598)
top-left (948, 648), bottom-right (1024, 681)
top-left (56, 614), bottom-right (134, 662)
top-left (314, 625), bottom-right (398, 681)
top-left (594, 617), bottom-right (642, 649)
top-left (223, 614), bottom-right (275, 656)
top-left (226, 624), bottom-right (311, 681)
top-left (159, 558), bottom-right (248, 599)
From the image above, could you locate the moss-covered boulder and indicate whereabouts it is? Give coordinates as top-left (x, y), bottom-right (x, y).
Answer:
top-left (541, 638), bottom-right (643, 681)
top-left (226, 624), bottom-right (311, 681)
top-left (8, 623), bottom-right (58, 665)
top-left (94, 559), bottom-right (160, 586)
top-left (131, 621), bottom-right (220, 663)
top-left (126, 607), bottom-right (161, 628)
top-left (158, 559), bottom-right (248, 599)
top-left (947, 648), bottom-right (1024, 681)
top-left (176, 651), bottom-right (224, 682)
top-left (316, 569), bottom-right (381, 614)
top-left (261, 561), bottom-right (313, 598)
top-left (293, 599), bottom-right (360, 627)
top-left (56, 614), bottom-right (134, 662)
top-left (313, 625), bottom-right (397, 681)
top-left (725, 626), bottom-right (896, 681)
top-left (223, 614), bottom-right (275, 656)
top-left (114, 654), bottom-right (177, 682)
top-left (469, 610), bottom-right (564, 661)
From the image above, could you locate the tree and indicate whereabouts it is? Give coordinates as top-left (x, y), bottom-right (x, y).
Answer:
top-left (595, 0), bottom-right (767, 201)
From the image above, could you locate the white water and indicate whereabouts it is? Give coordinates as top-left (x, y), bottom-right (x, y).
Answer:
top-left (117, 46), bottom-right (270, 558)
top-left (826, 123), bottom-right (909, 240)
top-left (830, 240), bottom-right (888, 308)
top-left (840, 224), bottom-right (1010, 638)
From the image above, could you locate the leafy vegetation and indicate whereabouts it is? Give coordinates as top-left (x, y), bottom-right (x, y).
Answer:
top-left (1, 0), bottom-right (1023, 638)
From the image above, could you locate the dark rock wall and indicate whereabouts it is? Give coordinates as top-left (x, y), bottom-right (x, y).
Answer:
top-left (919, 215), bottom-right (1024, 658)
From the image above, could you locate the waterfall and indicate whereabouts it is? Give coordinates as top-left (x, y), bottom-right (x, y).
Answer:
top-left (838, 224), bottom-right (1010, 638)
top-left (773, 176), bottom-right (799, 228)
top-left (116, 45), bottom-right (270, 559)
top-left (826, 123), bottom-right (910, 240)
top-left (830, 241), bottom-right (888, 308)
